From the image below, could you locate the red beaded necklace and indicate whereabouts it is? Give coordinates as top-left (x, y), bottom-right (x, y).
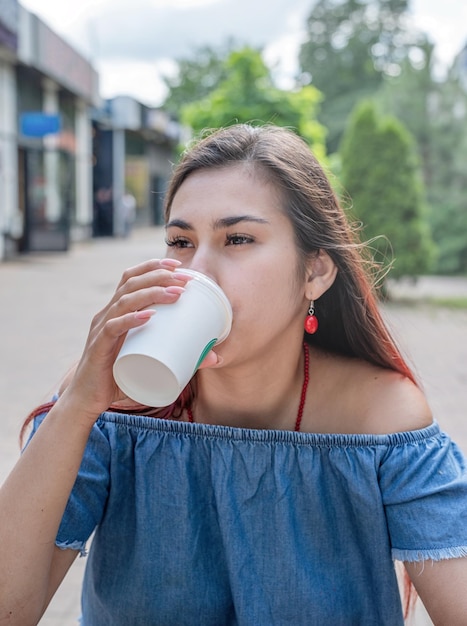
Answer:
top-left (187, 343), bottom-right (310, 432)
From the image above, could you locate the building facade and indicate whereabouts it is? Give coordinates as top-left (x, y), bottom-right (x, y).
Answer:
top-left (1, 3), bottom-right (187, 261)
top-left (92, 96), bottom-right (188, 238)
top-left (0, 0), bottom-right (19, 260)
top-left (14, 6), bottom-right (99, 255)
top-left (0, 2), bottom-right (99, 259)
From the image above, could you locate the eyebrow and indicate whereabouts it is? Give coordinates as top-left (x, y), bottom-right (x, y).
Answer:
top-left (165, 215), bottom-right (270, 230)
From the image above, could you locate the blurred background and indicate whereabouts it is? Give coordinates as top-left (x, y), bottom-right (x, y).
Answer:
top-left (0, 0), bottom-right (467, 281)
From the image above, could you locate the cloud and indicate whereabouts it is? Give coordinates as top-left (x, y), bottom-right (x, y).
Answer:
top-left (96, 58), bottom-right (170, 104)
top-left (86, 0), bottom-right (309, 62)
top-left (409, 0), bottom-right (467, 79)
top-left (83, 0), bottom-right (311, 104)
top-left (25, 0), bottom-right (465, 106)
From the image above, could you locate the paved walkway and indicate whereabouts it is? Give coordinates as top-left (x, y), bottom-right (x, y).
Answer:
top-left (1, 227), bottom-right (466, 625)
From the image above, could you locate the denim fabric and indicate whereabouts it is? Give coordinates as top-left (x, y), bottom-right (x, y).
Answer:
top-left (30, 412), bottom-right (467, 625)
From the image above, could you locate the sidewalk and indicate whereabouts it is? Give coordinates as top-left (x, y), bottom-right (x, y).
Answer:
top-left (387, 275), bottom-right (467, 302)
top-left (1, 227), bottom-right (466, 625)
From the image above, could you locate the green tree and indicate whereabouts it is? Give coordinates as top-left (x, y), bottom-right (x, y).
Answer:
top-left (340, 101), bottom-right (436, 277)
top-left (375, 41), bottom-right (436, 183)
top-left (299, 0), bottom-right (430, 153)
top-left (180, 47), bottom-right (327, 158)
top-left (377, 48), bottom-right (467, 273)
top-left (425, 72), bottom-right (467, 273)
top-left (161, 42), bottom-right (235, 116)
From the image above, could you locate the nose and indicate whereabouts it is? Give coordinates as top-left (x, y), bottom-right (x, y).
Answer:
top-left (186, 248), bottom-right (218, 284)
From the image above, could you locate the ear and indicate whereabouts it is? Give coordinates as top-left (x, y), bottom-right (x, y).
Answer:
top-left (304, 250), bottom-right (338, 301)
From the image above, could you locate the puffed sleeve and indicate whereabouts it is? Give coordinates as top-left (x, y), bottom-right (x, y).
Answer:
top-left (26, 408), bottom-right (111, 556)
top-left (379, 424), bottom-right (467, 562)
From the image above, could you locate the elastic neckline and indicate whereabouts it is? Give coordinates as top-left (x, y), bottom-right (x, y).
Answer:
top-left (99, 411), bottom-right (441, 448)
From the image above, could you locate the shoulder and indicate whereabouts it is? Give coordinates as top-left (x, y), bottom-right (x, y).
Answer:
top-left (308, 348), bottom-right (433, 435)
top-left (350, 361), bottom-right (433, 434)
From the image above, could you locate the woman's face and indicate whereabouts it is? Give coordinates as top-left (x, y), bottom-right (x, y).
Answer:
top-left (165, 164), bottom-right (309, 365)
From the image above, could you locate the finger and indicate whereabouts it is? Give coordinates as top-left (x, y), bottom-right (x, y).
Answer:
top-left (90, 280), bottom-right (188, 342)
top-left (198, 350), bottom-right (223, 369)
top-left (110, 285), bottom-right (186, 320)
top-left (115, 258), bottom-right (181, 290)
top-left (115, 269), bottom-right (192, 306)
top-left (102, 267), bottom-right (190, 325)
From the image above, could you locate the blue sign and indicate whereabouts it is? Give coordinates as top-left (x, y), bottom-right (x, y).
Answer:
top-left (20, 112), bottom-right (61, 137)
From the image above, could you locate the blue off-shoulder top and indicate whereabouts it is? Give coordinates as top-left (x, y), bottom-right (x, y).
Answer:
top-left (30, 411), bottom-right (467, 625)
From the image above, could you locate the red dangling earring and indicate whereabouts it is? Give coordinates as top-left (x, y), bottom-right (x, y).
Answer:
top-left (304, 301), bottom-right (318, 334)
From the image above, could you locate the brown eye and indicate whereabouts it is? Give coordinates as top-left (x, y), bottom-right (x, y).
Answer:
top-left (165, 237), bottom-right (193, 249)
top-left (226, 234), bottom-right (254, 245)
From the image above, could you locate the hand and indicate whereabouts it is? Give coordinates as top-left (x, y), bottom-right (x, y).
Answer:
top-left (59, 258), bottom-right (193, 422)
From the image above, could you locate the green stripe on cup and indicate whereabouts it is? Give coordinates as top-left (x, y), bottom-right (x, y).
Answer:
top-left (194, 338), bottom-right (218, 373)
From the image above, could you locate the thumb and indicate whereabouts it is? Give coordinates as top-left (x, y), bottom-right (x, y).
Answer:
top-left (198, 350), bottom-right (223, 369)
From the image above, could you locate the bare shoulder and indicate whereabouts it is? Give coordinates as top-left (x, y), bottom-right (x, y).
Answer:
top-left (308, 348), bottom-right (433, 435)
top-left (343, 357), bottom-right (433, 434)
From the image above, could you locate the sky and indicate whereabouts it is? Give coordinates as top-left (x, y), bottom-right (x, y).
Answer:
top-left (19, 0), bottom-right (467, 107)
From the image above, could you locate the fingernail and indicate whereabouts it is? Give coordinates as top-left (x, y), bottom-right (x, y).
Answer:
top-left (164, 286), bottom-right (185, 295)
top-left (172, 272), bottom-right (193, 281)
top-left (160, 258), bottom-right (182, 268)
top-left (135, 309), bottom-right (156, 320)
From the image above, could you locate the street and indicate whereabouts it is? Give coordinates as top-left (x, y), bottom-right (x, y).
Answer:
top-left (1, 227), bottom-right (466, 625)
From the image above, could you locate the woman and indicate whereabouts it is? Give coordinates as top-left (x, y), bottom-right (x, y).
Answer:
top-left (1, 124), bottom-right (467, 624)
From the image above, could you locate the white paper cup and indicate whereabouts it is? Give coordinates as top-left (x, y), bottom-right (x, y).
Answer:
top-left (113, 268), bottom-right (232, 407)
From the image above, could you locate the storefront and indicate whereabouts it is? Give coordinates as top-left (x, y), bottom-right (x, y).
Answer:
top-left (1, 3), bottom-right (183, 260)
top-left (0, 0), bottom-right (18, 260)
top-left (13, 7), bottom-right (98, 253)
top-left (92, 96), bottom-right (187, 237)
